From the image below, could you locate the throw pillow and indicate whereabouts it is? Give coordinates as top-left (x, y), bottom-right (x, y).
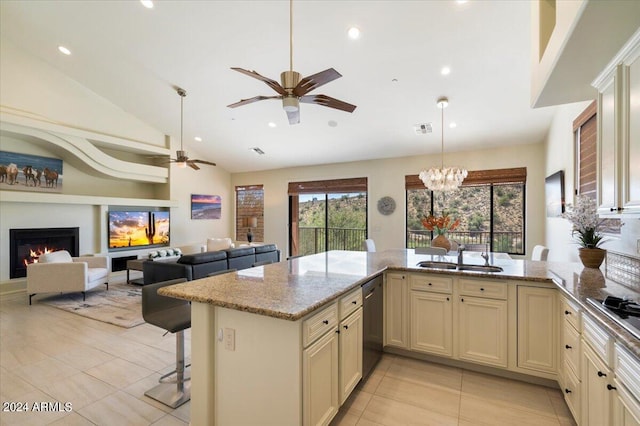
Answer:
top-left (207, 237), bottom-right (234, 252)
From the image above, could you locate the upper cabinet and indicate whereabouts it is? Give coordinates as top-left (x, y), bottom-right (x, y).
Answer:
top-left (594, 32), bottom-right (640, 216)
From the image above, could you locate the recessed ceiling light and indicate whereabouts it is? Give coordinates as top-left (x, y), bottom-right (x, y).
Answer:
top-left (328, 120), bottom-right (338, 128)
top-left (347, 27), bottom-right (360, 40)
top-left (140, 0), bottom-right (154, 9)
top-left (268, 122), bottom-right (277, 128)
top-left (441, 67), bottom-right (451, 75)
top-left (57, 45), bottom-right (71, 55)
top-left (194, 136), bottom-right (202, 142)
top-left (449, 122), bottom-right (457, 128)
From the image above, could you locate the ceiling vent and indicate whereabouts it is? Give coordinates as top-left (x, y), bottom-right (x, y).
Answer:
top-left (414, 123), bottom-right (432, 135)
top-left (250, 147), bottom-right (265, 155)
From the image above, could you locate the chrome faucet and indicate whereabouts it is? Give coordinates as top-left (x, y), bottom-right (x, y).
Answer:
top-left (457, 245), bottom-right (465, 267)
top-left (481, 252), bottom-right (490, 266)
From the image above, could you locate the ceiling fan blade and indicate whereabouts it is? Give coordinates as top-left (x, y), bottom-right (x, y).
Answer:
top-left (227, 95), bottom-right (282, 108)
top-left (231, 67), bottom-right (287, 96)
top-left (192, 159), bottom-right (217, 167)
top-left (293, 68), bottom-right (342, 97)
top-left (300, 94), bottom-right (357, 113)
top-left (286, 109), bottom-right (300, 125)
top-left (187, 161), bottom-right (200, 170)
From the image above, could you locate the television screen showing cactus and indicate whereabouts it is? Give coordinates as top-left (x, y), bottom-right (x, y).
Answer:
top-left (108, 210), bottom-right (170, 250)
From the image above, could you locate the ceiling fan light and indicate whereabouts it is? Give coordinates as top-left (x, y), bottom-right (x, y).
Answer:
top-left (177, 161), bottom-right (187, 169)
top-left (283, 96), bottom-right (299, 112)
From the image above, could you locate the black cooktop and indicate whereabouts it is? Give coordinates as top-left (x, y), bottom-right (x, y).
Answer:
top-left (587, 297), bottom-right (640, 340)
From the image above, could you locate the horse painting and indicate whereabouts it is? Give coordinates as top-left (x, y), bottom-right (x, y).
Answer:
top-left (0, 165), bottom-right (6, 183)
top-left (22, 165), bottom-right (35, 186)
top-left (6, 163), bottom-right (18, 185)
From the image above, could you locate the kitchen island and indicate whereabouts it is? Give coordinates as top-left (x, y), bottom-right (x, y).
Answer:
top-left (160, 249), bottom-right (639, 425)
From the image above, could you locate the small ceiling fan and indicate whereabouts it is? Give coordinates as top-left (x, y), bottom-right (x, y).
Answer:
top-left (168, 88), bottom-right (216, 170)
top-left (227, 0), bottom-right (356, 125)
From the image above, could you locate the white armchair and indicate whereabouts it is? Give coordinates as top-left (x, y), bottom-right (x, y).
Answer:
top-left (27, 250), bottom-right (109, 305)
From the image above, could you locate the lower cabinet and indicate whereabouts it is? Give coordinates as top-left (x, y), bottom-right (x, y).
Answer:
top-left (581, 343), bottom-right (613, 426)
top-left (612, 379), bottom-right (640, 426)
top-left (517, 286), bottom-right (558, 374)
top-left (410, 291), bottom-right (453, 356)
top-left (458, 295), bottom-right (508, 367)
top-left (339, 307), bottom-right (363, 404)
top-left (385, 272), bottom-right (408, 349)
top-left (303, 328), bottom-right (339, 426)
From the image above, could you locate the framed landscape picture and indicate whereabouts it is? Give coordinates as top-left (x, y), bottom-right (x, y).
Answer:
top-left (191, 194), bottom-right (222, 219)
top-left (545, 170), bottom-right (565, 217)
top-left (0, 151), bottom-right (63, 193)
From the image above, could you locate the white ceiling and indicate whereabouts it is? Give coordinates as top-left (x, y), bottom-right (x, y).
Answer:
top-left (0, 0), bottom-right (558, 173)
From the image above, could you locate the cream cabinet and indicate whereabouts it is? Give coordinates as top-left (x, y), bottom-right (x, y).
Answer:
top-left (458, 295), bottom-right (508, 368)
top-left (303, 327), bottom-right (339, 426)
top-left (595, 36), bottom-right (640, 216)
top-left (385, 272), bottom-right (409, 349)
top-left (410, 290), bottom-right (453, 357)
top-left (582, 343), bottom-right (613, 426)
top-left (339, 307), bottom-right (363, 405)
top-left (559, 297), bottom-right (582, 423)
top-left (517, 286), bottom-right (558, 374)
top-left (612, 343), bottom-right (640, 426)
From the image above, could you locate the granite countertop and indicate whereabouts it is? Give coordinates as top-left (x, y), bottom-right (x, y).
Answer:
top-left (159, 249), bottom-right (639, 357)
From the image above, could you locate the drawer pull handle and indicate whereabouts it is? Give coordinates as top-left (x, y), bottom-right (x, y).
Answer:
top-left (564, 388), bottom-right (572, 394)
top-left (322, 320), bottom-right (329, 325)
top-left (480, 288), bottom-right (485, 291)
top-left (446, 297), bottom-right (450, 301)
top-left (461, 298), bottom-right (464, 302)
top-left (597, 371), bottom-right (607, 377)
top-left (565, 310), bottom-right (571, 315)
top-left (565, 345), bottom-right (572, 349)
top-left (607, 384), bottom-right (617, 391)
top-left (428, 282), bottom-right (432, 286)
top-left (343, 325), bottom-right (349, 330)
top-left (352, 300), bottom-right (358, 304)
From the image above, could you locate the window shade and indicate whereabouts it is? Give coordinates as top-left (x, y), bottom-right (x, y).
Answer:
top-left (288, 177), bottom-right (367, 195)
top-left (405, 167), bottom-right (527, 190)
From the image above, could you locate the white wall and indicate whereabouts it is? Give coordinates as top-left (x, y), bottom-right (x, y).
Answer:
top-left (231, 143), bottom-right (546, 259)
top-left (544, 101), bottom-right (640, 261)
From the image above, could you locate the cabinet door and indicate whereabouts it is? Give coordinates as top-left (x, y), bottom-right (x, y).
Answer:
top-left (517, 286), bottom-right (558, 374)
top-left (623, 52), bottom-right (640, 213)
top-left (339, 308), bottom-right (363, 405)
top-left (598, 77), bottom-right (619, 214)
top-left (458, 296), bottom-right (508, 368)
top-left (384, 273), bottom-right (408, 349)
top-left (581, 343), bottom-right (613, 426)
top-left (410, 291), bottom-right (452, 357)
top-left (303, 330), bottom-right (339, 426)
top-left (612, 380), bottom-right (640, 426)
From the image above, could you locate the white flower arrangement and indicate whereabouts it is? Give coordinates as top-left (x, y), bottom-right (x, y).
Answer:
top-left (563, 195), bottom-right (605, 248)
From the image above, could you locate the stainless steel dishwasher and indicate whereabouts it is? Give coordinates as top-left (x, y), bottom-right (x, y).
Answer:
top-left (362, 274), bottom-right (383, 379)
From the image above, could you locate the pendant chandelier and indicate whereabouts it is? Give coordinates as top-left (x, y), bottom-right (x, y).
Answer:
top-left (419, 97), bottom-right (467, 191)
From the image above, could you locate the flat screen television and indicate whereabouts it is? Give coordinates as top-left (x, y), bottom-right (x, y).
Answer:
top-left (108, 210), bottom-right (170, 251)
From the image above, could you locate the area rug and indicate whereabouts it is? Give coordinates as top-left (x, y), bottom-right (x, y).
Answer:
top-left (39, 283), bottom-right (144, 328)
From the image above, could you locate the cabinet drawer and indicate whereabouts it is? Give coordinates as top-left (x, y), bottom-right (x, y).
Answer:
top-left (562, 321), bottom-right (581, 379)
top-left (410, 274), bottom-right (453, 293)
top-left (561, 298), bottom-right (581, 332)
top-left (339, 287), bottom-right (362, 320)
top-left (562, 361), bottom-right (581, 424)
top-left (458, 278), bottom-right (507, 300)
top-left (303, 302), bottom-right (338, 348)
top-left (582, 314), bottom-right (612, 364)
top-left (614, 343), bottom-right (640, 400)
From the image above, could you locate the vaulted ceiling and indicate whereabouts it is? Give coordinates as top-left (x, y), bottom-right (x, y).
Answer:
top-left (0, 0), bottom-right (559, 173)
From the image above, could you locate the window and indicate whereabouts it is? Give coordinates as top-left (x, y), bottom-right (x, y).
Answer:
top-left (405, 168), bottom-right (526, 255)
top-left (235, 185), bottom-right (264, 242)
top-left (288, 178), bottom-right (367, 257)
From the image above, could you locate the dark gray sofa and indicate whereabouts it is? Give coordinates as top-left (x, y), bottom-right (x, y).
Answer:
top-left (142, 244), bottom-right (280, 285)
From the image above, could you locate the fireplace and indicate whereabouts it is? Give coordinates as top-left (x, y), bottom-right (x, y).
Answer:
top-left (9, 227), bottom-right (79, 279)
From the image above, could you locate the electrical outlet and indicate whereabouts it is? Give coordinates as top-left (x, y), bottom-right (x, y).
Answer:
top-left (224, 328), bottom-right (235, 351)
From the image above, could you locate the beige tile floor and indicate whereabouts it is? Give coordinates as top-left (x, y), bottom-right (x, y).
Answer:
top-left (1, 279), bottom-right (576, 426)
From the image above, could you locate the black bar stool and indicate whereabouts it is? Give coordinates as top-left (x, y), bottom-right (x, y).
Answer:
top-left (141, 278), bottom-right (191, 408)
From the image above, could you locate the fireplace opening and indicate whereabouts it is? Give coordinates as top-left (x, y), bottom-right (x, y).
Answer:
top-left (9, 227), bottom-right (79, 279)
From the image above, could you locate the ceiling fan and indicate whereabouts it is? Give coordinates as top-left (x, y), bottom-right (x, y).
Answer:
top-left (168, 88), bottom-right (216, 170)
top-left (227, 0), bottom-right (356, 125)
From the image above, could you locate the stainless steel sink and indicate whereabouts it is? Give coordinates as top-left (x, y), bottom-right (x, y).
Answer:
top-left (416, 261), bottom-right (458, 269)
top-left (457, 264), bottom-right (504, 273)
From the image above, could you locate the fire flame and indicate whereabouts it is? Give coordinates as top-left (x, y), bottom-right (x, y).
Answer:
top-left (23, 247), bottom-right (54, 266)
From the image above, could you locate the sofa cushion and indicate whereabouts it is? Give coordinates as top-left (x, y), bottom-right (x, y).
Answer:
top-left (39, 250), bottom-right (73, 263)
top-left (225, 247), bottom-right (256, 258)
top-left (178, 251), bottom-right (228, 265)
top-left (207, 237), bottom-right (234, 252)
top-left (254, 244), bottom-right (277, 254)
